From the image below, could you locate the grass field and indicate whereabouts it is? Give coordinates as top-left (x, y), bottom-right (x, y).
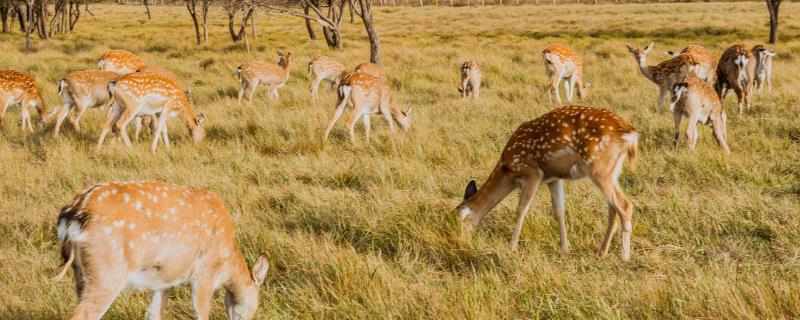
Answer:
top-left (1, 2), bottom-right (799, 319)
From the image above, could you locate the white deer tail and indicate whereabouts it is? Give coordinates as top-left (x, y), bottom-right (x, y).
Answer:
top-left (57, 79), bottom-right (67, 96)
top-left (734, 54), bottom-right (749, 85)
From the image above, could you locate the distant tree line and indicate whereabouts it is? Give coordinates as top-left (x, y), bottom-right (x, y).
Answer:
top-left (2, 0), bottom-right (784, 58)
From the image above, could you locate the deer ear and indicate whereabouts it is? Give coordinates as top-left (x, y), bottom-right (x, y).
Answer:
top-left (195, 112), bottom-right (206, 126)
top-left (666, 51), bottom-right (675, 56)
top-left (250, 254), bottom-right (269, 286)
top-left (277, 50), bottom-right (284, 57)
top-left (464, 180), bottom-right (478, 200)
top-left (406, 105), bottom-right (412, 115)
top-left (643, 42), bottom-right (654, 53)
top-left (625, 45), bottom-right (636, 53)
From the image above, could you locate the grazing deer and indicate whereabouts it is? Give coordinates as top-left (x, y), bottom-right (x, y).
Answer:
top-left (627, 42), bottom-right (698, 111)
top-left (54, 70), bottom-right (121, 136)
top-left (323, 72), bottom-right (411, 143)
top-left (308, 56), bottom-right (347, 102)
top-left (0, 69), bottom-right (50, 131)
top-left (98, 49), bottom-right (146, 74)
top-left (55, 181), bottom-right (269, 320)
top-left (455, 106), bottom-right (638, 261)
top-left (237, 51), bottom-right (292, 104)
top-left (715, 44), bottom-right (756, 115)
top-left (667, 45), bottom-right (717, 83)
top-left (354, 63), bottom-right (388, 82)
top-left (669, 75), bottom-right (730, 153)
top-left (751, 45), bottom-right (775, 93)
top-left (542, 44), bottom-right (587, 104)
top-left (96, 72), bottom-right (206, 153)
top-left (458, 59), bottom-right (481, 99)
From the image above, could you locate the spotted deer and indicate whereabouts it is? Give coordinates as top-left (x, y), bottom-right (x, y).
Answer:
top-left (0, 69), bottom-right (50, 131)
top-left (667, 45), bottom-right (717, 83)
top-left (54, 70), bottom-right (121, 136)
top-left (455, 106), bottom-right (638, 261)
top-left (323, 72), bottom-right (411, 143)
top-left (669, 75), bottom-right (730, 153)
top-left (237, 51), bottom-right (292, 104)
top-left (354, 63), bottom-right (388, 82)
top-left (458, 59), bottom-right (481, 99)
top-left (96, 72), bottom-right (206, 153)
top-left (98, 49), bottom-right (146, 74)
top-left (751, 45), bottom-right (775, 93)
top-left (308, 56), bottom-right (347, 103)
top-left (542, 44), bottom-right (587, 104)
top-left (627, 42), bottom-right (698, 111)
top-left (715, 44), bottom-right (756, 115)
top-left (54, 181), bottom-right (269, 320)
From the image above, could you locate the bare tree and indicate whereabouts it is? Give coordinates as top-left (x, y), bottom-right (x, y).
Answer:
top-left (185, 0), bottom-right (202, 44)
top-left (302, 2), bottom-right (316, 40)
top-left (355, 0), bottom-right (380, 64)
top-left (143, 0), bottom-right (151, 20)
top-left (766, 0), bottom-right (781, 44)
top-left (223, 0), bottom-right (255, 43)
top-left (264, 0), bottom-right (346, 49)
top-left (201, 0), bottom-right (213, 43)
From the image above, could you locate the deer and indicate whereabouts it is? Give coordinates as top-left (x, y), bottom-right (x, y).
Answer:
top-left (323, 72), bottom-right (411, 143)
top-left (308, 56), bottom-right (347, 103)
top-left (455, 106), bottom-right (638, 261)
top-left (715, 44), bottom-right (756, 115)
top-left (0, 69), bottom-right (50, 132)
top-left (542, 44), bottom-right (587, 104)
top-left (669, 75), bottom-right (730, 153)
top-left (458, 59), bottom-right (481, 99)
top-left (54, 181), bottom-right (270, 320)
top-left (237, 51), bottom-right (292, 104)
top-left (96, 72), bottom-right (206, 153)
top-left (626, 42), bottom-right (698, 111)
top-left (98, 49), bottom-right (146, 74)
top-left (354, 63), bottom-right (388, 82)
top-left (53, 70), bottom-right (121, 136)
top-left (751, 45), bottom-right (775, 94)
top-left (667, 45), bottom-right (717, 84)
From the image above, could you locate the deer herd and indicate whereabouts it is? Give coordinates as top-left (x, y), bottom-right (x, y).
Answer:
top-left (0, 39), bottom-right (778, 318)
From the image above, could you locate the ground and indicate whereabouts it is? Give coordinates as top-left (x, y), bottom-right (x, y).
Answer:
top-left (0, 2), bottom-right (799, 319)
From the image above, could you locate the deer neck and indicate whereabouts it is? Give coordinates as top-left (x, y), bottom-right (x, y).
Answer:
top-left (636, 57), bottom-right (657, 82)
top-left (224, 251), bottom-right (254, 296)
top-left (461, 162), bottom-right (517, 225)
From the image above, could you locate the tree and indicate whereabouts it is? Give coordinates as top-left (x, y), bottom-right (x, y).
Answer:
top-left (143, 0), bottom-right (151, 20)
top-left (354, 0), bottom-right (380, 64)
top-left (766, 0), bottom-right (781, 44)
top-left (185, 0), bottom-right (202, 44)
top-left (264, 0), bottom-right (346, 49)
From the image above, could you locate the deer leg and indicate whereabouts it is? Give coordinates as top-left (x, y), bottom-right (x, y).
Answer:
top-left (345, 107), bottom-right (363, 144)
top-left (473, 77), bottom-right (481, 99)
top-left (134, 117), bottom-right (144, 141)
top-left (191, 278), bottom-right (214, 320)
top-left (591, 161), bottom-right (634, 261)
top-left (53, 101), bottom-right (73, 136)
top-left (565, 76), bottom-right (575, 103)
top-left (362, 113), bottom-right (371, 143)
top-left (247, 81), bottom-right (259, 103)
top-left (67, 275), bottom-right (126, 320)
top-left (767, 73), bottom-right (772, 93)
top-left (96, 104), bottom-right (123, 151)
top-left (673, 109), bottom-right (682, 149)
top-left (461, 78), bottom-right (470, 98)
top-left (71, 102), bottom-right (91, 132)
top-left (733, 85), bottom-right (744, 115)
top-left (145, 289), bottom-right (170, 320)
top-left (658, 86), bottom-right (668, 112)
top-left (160, 114), bottom-right (170, 150)
top-left (310, 76), bottom-right (321, 102)
top-left (114, 107), bottom-right (139, 149)
top-left (685, 114), bottom-right (700, 150)
top-left (323, 96), bottom-right (348, 141)
top-left (237, 79), bottom-right (247, 104)
top-left (20, 101), bottom-right (32, 132)
top-left (0, 97), bottom-right (12, 126)
top-left (551, 74), bottom-right (562, 105)
top-left (711, 111), bottom-right (731, 153)
top-left (510, 168), bottom-right (543, 252)
top-left (548, 180), bottom-right (569, 256)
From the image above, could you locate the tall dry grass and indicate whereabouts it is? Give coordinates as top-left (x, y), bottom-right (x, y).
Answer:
top-left (0, 2), bottom-right (799, 319)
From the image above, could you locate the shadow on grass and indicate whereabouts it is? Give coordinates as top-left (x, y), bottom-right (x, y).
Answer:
top-left (524, 26), bottom-right (755, 41)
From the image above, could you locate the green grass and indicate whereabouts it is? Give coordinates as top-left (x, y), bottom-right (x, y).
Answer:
top-left (1, 2), bottom-right (799, 319)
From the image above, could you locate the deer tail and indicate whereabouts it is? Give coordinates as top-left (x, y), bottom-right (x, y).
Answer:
top-left (623, 132), bottom-right (639, 171)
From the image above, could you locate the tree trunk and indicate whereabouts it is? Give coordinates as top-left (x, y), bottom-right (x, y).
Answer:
top-left (185, 0), bottom-right (201, 44)
top-left (15, 4), bottom-right (26, 33)
top-left (303, 4), bottom-right (317, 40)
top-left (144, 0), bottom-right (151, 19)
top-left (357, 0), bottom-right (380, 64)
top-left (1, 6), bottom-right (8, 33)
top-left (322, 26), bottom-right (341, 49)
top-left (250, 10), bottom-right (256, 39)
top-left (25, 0), bottom-right (32, 50)
top-left (201, 0), bottom-right (210, 43)
top-left (766, 0), bottom-right (781, 44)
